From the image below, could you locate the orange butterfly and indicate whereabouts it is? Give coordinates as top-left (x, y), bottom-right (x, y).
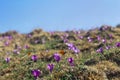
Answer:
top-left (59, 50), bottom-right (66, 55)
top-left (28, 52), bottom-right (31, 56)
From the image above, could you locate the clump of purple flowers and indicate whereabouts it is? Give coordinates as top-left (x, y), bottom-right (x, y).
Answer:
top-left (97, 47), bottom-right (103, 53)
top-left (53, 53), bottom-right (61, 62)
top-left (32, 69), bottom-right (41, 79)
top-left (66, 43), bottom-right (80, 53)
top-left (31, 55), bottom-right (38, 62)
top-left (99, 25), bottom-right (110, 31)
top-left (87, 37), bottom-right (93, 42)
top-left (47, 64), bottom-right (54, 72)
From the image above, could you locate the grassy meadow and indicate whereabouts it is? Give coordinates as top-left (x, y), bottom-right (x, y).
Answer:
top-left (0, 25), bottom-right (120, 80)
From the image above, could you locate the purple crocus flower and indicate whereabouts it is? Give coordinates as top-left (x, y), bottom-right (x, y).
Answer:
top-left (5, 57), bottom-right (10, 63)
top-left (87, 37), bottom-right (92, 42)
top-left (66, 43), bottom-right (75, 50)
top-left (97, 36), bottom-right (101, 41)
top-left (75, 49), bottom-right (80, 53)
top-left (68, 57), bottom-right (73, 63)
top-left (17, 46), bottom-right (22, 51)
top-left (53, 53), bottom-right (61, 62)
top-left (8, 35), bottom-right (12, 40)
top-left (106, 46), bottom-right (111, 50)
top-left (66, 43), bottom-right (74, 48)
top-left (47, 64), bottom-right (54, 72)
top-left (32, 69), bottom-right (41, 79)
top-left (68, 57), bottom-right (74, 66)
top-left (109, 34), bottom-right (113, 39)
top-left (87, 37), bottom-right (90, 40)
top-left (79, 36), bottom-right (83, 39)
top-left (102, 39), bottom-right (106, 43)
top-left (88, 38), bottom-right (92, 42)
top-left (27, 34), bottom-right (32, 38)
top-left (4, 41), bottom-right (9, 46)
top-left (63, 39), bottom-right (68, 43)
top-left (116, 42), bottom-right (120, 47)
top-left (96, 47), bottom-right (103, 53)
top-left (34, 40), bottom-right (39, 44)
top-left (24, 45), bottom-right (29, 49)
top-left (110, 39), bottom-right (113, 43)
top-left (31, 55), bottom-right (38, 62)
top-left (64, 33), bottom-right (69, 38)
top-left (13, 49), bottom-right (20, 54)
top-left (72, 47), bottom-right (80, 53)
top-left (74, 31), bottom-right (78, 34)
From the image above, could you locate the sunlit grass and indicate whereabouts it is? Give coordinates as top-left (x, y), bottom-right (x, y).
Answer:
top-left (0, 26), bottom-right (120, 80)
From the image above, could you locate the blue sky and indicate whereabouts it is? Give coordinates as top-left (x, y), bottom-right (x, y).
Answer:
top-left (0, 0), bottom-right (120, 33)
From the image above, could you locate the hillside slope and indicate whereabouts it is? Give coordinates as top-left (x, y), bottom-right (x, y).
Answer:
top-left (0, 25), bottom-right (120, 80)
